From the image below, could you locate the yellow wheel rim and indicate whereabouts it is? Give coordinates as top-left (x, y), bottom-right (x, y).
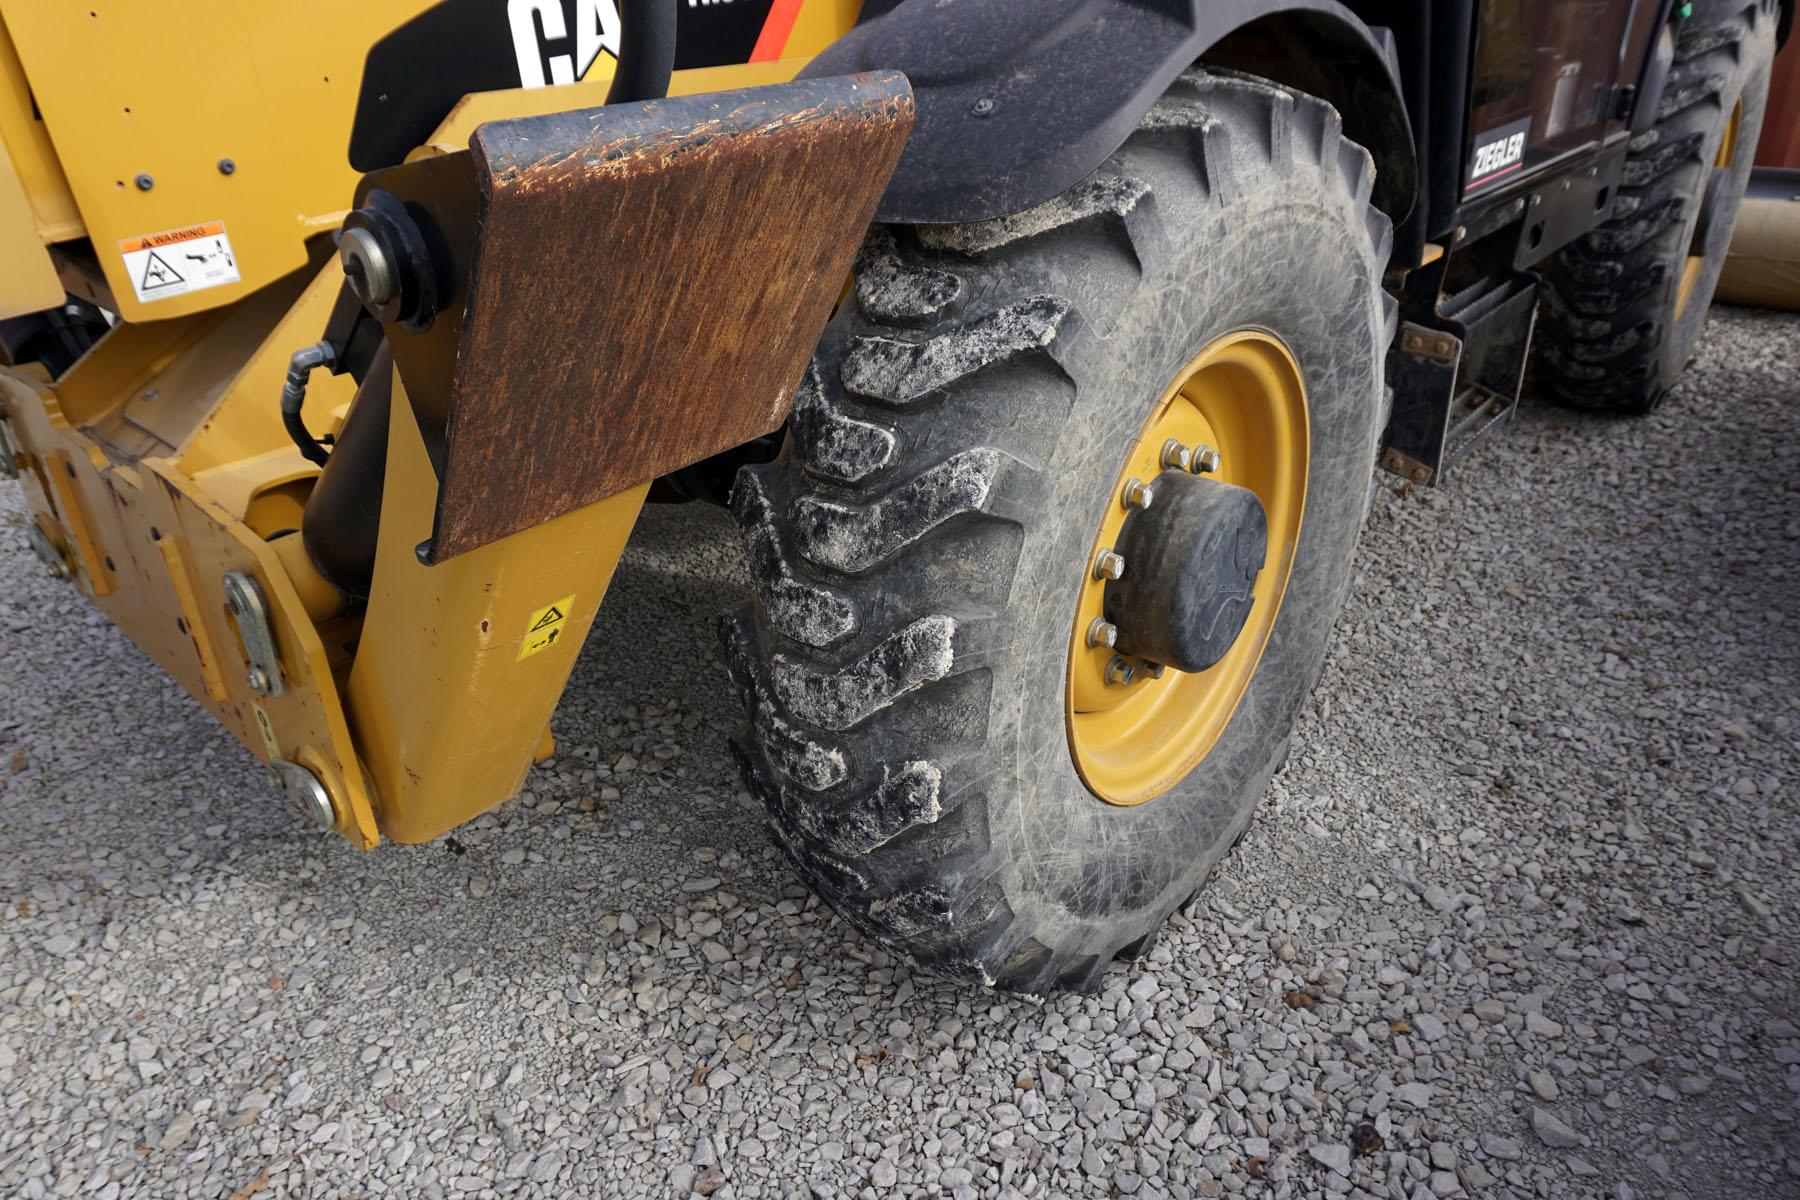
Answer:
top-left (1065, 330), bottom-right (1308, 806)
top-left (1676, 100), bottom-right (1742, 319)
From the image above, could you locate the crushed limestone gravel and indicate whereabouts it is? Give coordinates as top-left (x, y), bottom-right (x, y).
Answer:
top-left (1, 307), bottom-right (1796, 1199)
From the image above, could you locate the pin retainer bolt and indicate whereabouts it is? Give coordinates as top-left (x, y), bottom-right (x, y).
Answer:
top-left (1121, 477), bottom-right (1153, 509)
top-left (1159, 438), bottom-right (1193, 472)
top-left (1190, 445), bottom-right (1222, 474)
top-left (1104, 655), bottom-right (1137, 687)
top-left (271, 761), bottom-right (339, 832)
top-left (339, 226), bottom-right (398, 309)
top-left (1092, 548), bottom-right (1125, 581)
top-left (1086, 617), bottom-right (1119, 649)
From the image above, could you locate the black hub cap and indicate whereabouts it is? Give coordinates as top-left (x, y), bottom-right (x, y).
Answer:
top-left (1103, 469), bottom-right (1269, 673)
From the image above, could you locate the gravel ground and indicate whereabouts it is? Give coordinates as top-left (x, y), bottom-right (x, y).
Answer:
top-left (2, 306), bottom-right (1797, 1200)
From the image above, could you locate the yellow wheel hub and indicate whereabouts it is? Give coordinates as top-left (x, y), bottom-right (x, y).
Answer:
top-left (1066, 330), bottom-right (1308, 806)
top-left (1676, 100), bottom-right (1742, 319)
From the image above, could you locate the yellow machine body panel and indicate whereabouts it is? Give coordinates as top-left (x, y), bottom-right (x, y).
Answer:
top-left (0, 0), bottom-right (423, 322)
top-left (0, 0), bottom-right (860, 322)
top-left (0, 18), bottom-right (77, 318)
top-left (0, 125), bottom-right (61, 318)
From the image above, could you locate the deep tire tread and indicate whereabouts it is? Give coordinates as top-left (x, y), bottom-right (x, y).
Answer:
top-left (727, 71), bottom-right (1389, 994)
top-left (1535, 6), bottom-right (1772, 413)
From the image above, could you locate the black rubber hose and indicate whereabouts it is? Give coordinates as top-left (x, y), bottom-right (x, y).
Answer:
top-left (280, 341), bottom-right (336, 467)
top-left (605, 0), bottom-right (676, 105)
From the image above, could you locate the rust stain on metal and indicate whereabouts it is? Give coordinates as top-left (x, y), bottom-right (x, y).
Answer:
top-left (426, 72), bottom-right (914, 561)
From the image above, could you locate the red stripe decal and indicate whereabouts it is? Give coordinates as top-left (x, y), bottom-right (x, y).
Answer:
top-left (751, 0), bottom-right (806, 62)
top-left (1469, 160), bottom-right (1525, 187)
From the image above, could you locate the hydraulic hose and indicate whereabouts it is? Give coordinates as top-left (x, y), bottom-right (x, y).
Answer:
top-left (605, 0), bottom-right (676, 105)
top-left (280, 341), bottom-right (336, 467)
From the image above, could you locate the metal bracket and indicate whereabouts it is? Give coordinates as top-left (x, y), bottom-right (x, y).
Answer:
top-left (1379, 446), bottom-right (1436, 486)
top-left (26, 522), bottom-right (69, 578)
top-left (1382, 322), bottom-right (1465, 486)
top-left (1380, 268), bottom-right (1539, 487)
top-left (1398, 325), bottom-right (1460, 364)
top-left (222, 570), bottom-right (283, 697)
top-left (1513, 145), bottom-right (1629, 270)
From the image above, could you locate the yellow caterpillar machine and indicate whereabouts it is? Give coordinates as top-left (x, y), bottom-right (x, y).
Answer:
top-left (1, 0), bottom-right (1784, 992)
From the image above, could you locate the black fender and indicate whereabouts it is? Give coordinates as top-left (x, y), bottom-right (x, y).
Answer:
top-left (803, 0), bottom-right (1417, 226)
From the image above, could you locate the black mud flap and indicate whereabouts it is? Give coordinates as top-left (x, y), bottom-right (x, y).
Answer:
top-left (1380, 270), bottom-right (1539, 487)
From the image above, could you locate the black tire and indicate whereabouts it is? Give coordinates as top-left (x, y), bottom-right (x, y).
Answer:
top-left (722, 68), bottom-right (1393, 993)
top-left (1535, 1), bottom-right (1777, 414)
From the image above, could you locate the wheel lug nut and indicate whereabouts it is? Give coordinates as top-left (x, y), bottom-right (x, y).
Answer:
top-left (1092, 548), bottom-right (1125, 581)
top-left (1104, 655), bottom-right (1137, 686)
top-left (1086, 617), bottom-right (1119, 649)
top-left (1159, 438), bottom-right (1193, 472)
top-left (1190, 445), bottom-right (1222, 474)
top-left (1120, 477), bottom-right (1153, 509)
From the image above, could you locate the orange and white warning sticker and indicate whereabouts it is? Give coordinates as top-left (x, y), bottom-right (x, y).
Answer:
top-left (117, 221), bottom-right (239, 303)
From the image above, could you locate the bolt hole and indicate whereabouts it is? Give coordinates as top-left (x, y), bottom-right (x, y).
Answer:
top-left (1595, 186), bottom-right (1611, 211)
top-left (175, 617), bottom-right (188, 635)
top-left (63, 461), bottom-right (75, 477)
top-left (480, 619), bottom-right (490, 634)
top-left (103, 556), bottom-right (115, 572)
top-left (1528, 222), bottom-right (1545, 250)
top-left (149, 527), bottom-right (162, 541)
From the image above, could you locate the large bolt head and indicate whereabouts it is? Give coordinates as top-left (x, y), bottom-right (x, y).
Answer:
top-left (271, 760), bottom-right (338, 832)
top-left (1103, 655), bottom-right (1137, 687)
top-left (1092, 548), bottom-right (1126, 581)
top-left (339, 226), bottom-right (398, 309)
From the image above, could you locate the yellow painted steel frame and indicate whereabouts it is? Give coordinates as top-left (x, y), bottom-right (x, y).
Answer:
top-left (347, 376), bottom-right (645, 844)
top-left (0, 27), bottom-right (856, 846)
top-left (1, 263), bottom-right (653, 845)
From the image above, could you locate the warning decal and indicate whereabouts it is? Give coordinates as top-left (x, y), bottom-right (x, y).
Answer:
top-left (117, 221), bottom-right (240, 304)
top-left (517, 594), bottom-right (576, 660)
